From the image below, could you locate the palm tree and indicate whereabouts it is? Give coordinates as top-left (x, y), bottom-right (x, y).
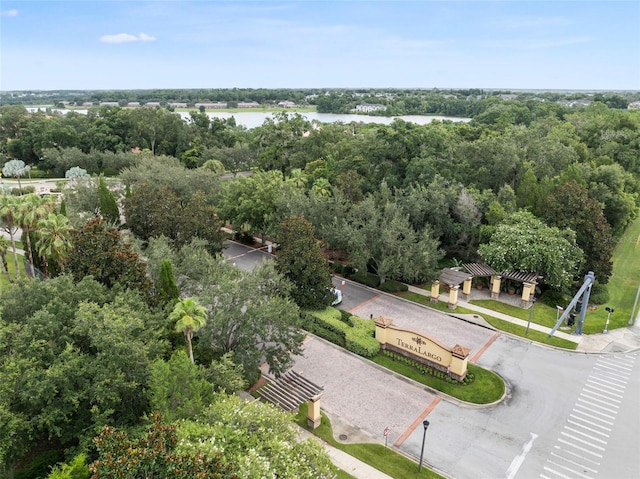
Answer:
top-left (0, 195), bottom-right (21, 278)
top-left (0, 237), bottom-right (12, 282)
top-left (16, 194), bottom-right (55, 278)
top-left (36, 213), bottom-right (73, 278)
top-left (169, 298), bottom-right (208, 363)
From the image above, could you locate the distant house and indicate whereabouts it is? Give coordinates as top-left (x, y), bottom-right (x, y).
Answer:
top-left (278, 101), bottom-right (296, 108)
top-left (628, 101), bottom-right (640, 110)
top-left (169, 102), bottom-right (188, 108)
top-left (238, 101), bottom-right (261, 108)
top-left (194, 102), bottom-right (227, 109)
top-left (498, 94), bottom-right (518, 101)
top-left (127, 102), bottom-right (141, 107)
top-left (145, 102), bottom-right (161, 107)
top-left (568, 99), bottom-right (591, 107)
top-left (354, 103), bottom-right (386, 113)
top-left (100, 102), bottom-right (119, 107)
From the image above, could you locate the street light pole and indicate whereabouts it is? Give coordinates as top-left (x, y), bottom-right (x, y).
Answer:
top-left (526, 296), bottom-right (536, 336)
top-left (418, 420), bottom-right (430, 472)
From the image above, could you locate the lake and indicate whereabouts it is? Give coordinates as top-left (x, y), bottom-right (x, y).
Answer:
top-left (27, 107), bottom-right (470, 129)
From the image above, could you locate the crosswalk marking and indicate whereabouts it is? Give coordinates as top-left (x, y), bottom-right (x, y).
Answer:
top-left (539, 354), bottom-right (636, 478)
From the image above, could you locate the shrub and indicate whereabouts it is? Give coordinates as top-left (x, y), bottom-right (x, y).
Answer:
top-left (305, 308), bottom-right (379, 357)
top-left (378, 279), bottom-right (408, 293)
top-left (589, 283), bottom-right (610, 305)
top-left (349, 271), bottom-right (380, 288)
top-left (343, 264), bottom-right (356, 277)
top-left (331, 261), bottom-right (344, 274)
top-left (540, 289), bottom-right (570, 308)
top-left (10, 186), bottom-right (36, 196)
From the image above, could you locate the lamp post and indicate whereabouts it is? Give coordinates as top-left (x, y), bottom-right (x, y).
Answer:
top-left (526, 296), bottom-right (536, 336)
top-left (418, 420), bottom-right (430, 472)
top-left (604, 307), bottom-right (614, 334)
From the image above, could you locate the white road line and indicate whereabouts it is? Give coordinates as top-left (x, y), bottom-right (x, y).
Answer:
top-left (550, 452), bottom-right (599, 473)
top-left (581, 386), bottom-right (623, 401)
top-left (579, 392), bottom-right (620, 408)
top-left (576, 397), bottom-right (618, 415)
top-left (593, 365), bottom-right (630, 379)
top-left (566, 419), bottom-right (610, 437)
top-left (573, 405), bottom-right (616, 423)
top-left (560, 432), bottom-right (605, 451)
top-left (554, 445), bottom-right (601, 466)
top-left (543, 465), bottom-right (577, 479)
top-left (546, 459), bottom-right (596, 479)
top-left (596, 359), bottom-right (633, 372)
top-left (563, 426), bottom-right (608, 445)
top-left (590, 372), bottom-right (628, 386)
top-left (557, 438), bottom-right (603, 458)
top-left (570, 412), bottom-right (613, 428)
top-left (503, 432), bottom-right (538, 479)
top-left (587, 379), bottom-right (626, 397)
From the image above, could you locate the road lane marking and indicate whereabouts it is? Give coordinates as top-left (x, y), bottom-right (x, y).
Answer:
top-left (550, 452), bottom-right (599, 473)
top-left (347, 294), bottom-right (382, 315)
top-left (570, 411), bottom-right (614, 427)
top-left (543, 465), bottom-right (579, 478)
top-left (576, 398), bottom-right (617, 415)
top-left (545, 460), bottom-right (596, 479)
top-left (592, 365), bottom-right (629, 379)
top-left (581, 386), bottom-right (623, 400)
top-left (557, 438), bottom-right (603, 457)
top-left (554, 445), bottom-right (601, 466)
top-left (578, 392), bottom-right (620, 407)
top-left (503, 432), bottom-right (538, 479)
top-left (559, 432), bottom-right (605, 451)
top-left (586, 377), bottom-right (626, 392)
top-left (569, 414), bottom-right (612, 431)
top-left (563, 426), bottom-right (608, 445)
top-left (566, 420), bottom-right (610, 438)
top-left (596, 359), bottom-right (632, 372)
top-left (590, 372), bottom-right (627, 385)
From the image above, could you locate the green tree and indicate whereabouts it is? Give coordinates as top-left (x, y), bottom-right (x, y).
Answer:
top-left (344, 195), bottom-right (443, 284)
top-left (2, 159), bottom-right (30, 189)
top-left (47, 454), bottom-right (90, 479)
top-left (0, 237), bottom-right (11, 281)
top-left (256, 112), bottom-right (311, 180)
top-left (542, 182), bottom-right (614, 283)
top-left (67, 217), bottom-right (154, 300)
top-left (170, 297), bottom-right (208, 363)
top-left (97, 177), bottom-right (120, 225)
top-left (157, 258), bottom-right (180, 304)
top-left (90, 413), bottom-right (235, 479)
top-left (478, 210), bottom-right (584, 290)
top-left (149, 351), bottom-right (214, 422)
top-left (0, 195), bottom-right (20, 277)
top-left (275, 216), bottom-right (333, 309)
top-left (17, 193), bottom-right (56, 277)
top-left (176, 395), bottom-right (336, 479)
top-left (197, 261), bottom-right (304, 381)
top-left (36, 212), bottom-right (73, 277)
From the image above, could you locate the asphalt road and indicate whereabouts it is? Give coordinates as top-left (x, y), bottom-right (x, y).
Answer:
top-left (223, 241), bottom-right (640, 479)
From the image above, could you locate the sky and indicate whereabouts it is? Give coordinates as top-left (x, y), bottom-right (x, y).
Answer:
top-left (1, 0), bottom-right (639, 91)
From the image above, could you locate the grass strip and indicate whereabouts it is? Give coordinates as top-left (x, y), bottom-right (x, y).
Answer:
top-left (296, 403), bottom-right (444, 479)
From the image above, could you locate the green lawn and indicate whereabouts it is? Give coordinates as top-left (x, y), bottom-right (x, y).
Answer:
top-left (296, 403), bottom-right (444, 479)
top-left (0, 252), bottom-right (25, 291)
top-left (371, 356), bottom-right (505, 404)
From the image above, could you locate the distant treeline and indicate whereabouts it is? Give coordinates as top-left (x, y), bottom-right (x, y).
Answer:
top-left (1, 88), bottom-right (638, 118)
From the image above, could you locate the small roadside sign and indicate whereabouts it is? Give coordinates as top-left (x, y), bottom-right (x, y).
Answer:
top-left (383, 426), bottom-right (390, 437)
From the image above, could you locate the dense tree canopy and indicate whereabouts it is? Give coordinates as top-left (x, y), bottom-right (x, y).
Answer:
top-left (479, 210), bottom-right (584, 290)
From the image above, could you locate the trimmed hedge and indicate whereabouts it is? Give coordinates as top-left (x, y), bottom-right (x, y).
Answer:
top-left (305, 307), bottom-right (379, 358)
top-left (349, 271), bottom-right (380, 288)
top-left (378, 279), bottom-right (408, 293)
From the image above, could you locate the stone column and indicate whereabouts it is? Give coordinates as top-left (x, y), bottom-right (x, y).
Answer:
top-left (491, 275), bottom-right (501, 299)
top-left (307, 396), bottom-right (322, 429)
top-left (430, 280), bottom-right (440, 303)
top-left (521, 282), bottom-right (534, 307)
top-left (374, 317), bottom-right (393, 346)
top-left (448, 285), bottom-right (459, 310)
top-left (462, 278), bottom-right (472, 297)
top-left (449, 345), bottom-right (470, 380)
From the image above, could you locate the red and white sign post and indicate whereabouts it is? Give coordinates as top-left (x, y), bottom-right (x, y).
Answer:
top-left (383, 426), bottom-right (391, 449)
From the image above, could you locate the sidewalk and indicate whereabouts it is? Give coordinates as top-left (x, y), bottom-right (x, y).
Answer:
top-left (406, 285), bottom-right (640, 354)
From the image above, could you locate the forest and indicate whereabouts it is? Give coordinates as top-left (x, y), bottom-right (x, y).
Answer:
top-left (1, 95), bottom-right (639, 477)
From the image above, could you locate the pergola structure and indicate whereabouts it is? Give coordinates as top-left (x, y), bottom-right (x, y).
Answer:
top-left (256, 370), bottom-right (324, 429)
top-left (430, 263), bottom-right (540, 309)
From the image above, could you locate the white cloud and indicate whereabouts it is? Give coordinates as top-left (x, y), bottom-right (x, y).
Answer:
top-left (0, 9), bottom-right (18, 17)
top-left (100, 32), bottom-right (157, 43)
